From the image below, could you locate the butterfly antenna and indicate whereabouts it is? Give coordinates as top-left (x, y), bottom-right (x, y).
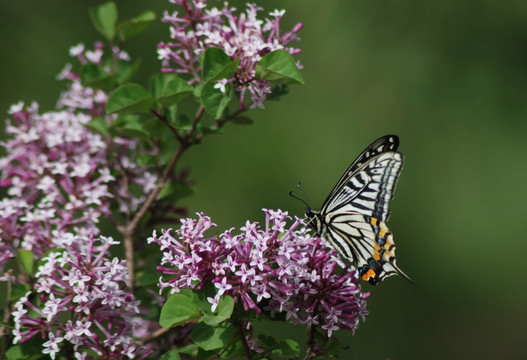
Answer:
top-left (289, 181), bottom-right (311, 209)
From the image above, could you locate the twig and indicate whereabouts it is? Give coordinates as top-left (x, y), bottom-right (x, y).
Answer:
top-left (123, 141), bottom-right (187, 283)
top-left (137, 327), bottom-right (171, 346)
top-left (121, 105), bottom-right (204, 285)
top-left (236, 321), bottom-right (252, 360)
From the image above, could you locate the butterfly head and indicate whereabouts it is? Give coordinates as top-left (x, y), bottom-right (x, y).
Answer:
top-left (304, 208), bottom-right (324, 235)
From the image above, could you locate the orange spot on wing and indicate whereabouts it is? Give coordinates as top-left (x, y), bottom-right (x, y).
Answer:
top-left (362, 268), bottom-right (376, 281)
top-left (373, 251), bottom-right (381, 261)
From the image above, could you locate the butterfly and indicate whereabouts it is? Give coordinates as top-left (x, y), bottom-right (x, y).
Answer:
top-left (300, 135), bottom-right (412, 285)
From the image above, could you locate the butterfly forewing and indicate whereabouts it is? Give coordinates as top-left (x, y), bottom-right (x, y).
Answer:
top-left (322, 151), bottom-right (403, 222)
top-left (306, 135), bottom-right (411, 285)
top-left (327, 135), bottom-right (399, 202)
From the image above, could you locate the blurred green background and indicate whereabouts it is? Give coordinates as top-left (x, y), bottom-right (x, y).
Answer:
top-left (1, 1), bottom-right (526, 359)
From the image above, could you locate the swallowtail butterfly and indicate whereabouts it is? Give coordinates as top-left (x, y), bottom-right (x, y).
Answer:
top-left (303, 135), bottom-right (412, 285)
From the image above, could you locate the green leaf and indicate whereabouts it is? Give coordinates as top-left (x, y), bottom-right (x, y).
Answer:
top-left (202, 48), bottom-right (240, 83)
top-left (10, 284), bottom-right (30, 301)
top-left (267, 84), bottom-right (290, 101)
top-left (159, 294), bottom-right (201, 328)
top-left (191, 282), bottom-right (217, 314)
top-left (220, 340), bottom-right (246, 359)
top-left (231, 116), bottom-right (254, 125)
top-left (138, 271), bottom-right (158, 286)
top-left (158, 79), bottom-right (194, 107)
top-left (201, 125), bottom-right (223, 136)
top-left (84, 116), bottom-right (108, 136)
top-left (118, 59), bottom-right (142, 83)
top-left (106, 84), bottom-right (154, 114)
top-left (172, 113), bottom-right (191, 130)
top-left (89, 2), bottom-right (118, 40)
top-left (16, 249), bottom-right (34, 276)
top-left (151, 74), bottom-right (178, 101)
top-left (196, 349), bottom-right (216, 360)
top-left (142, 118), bottom-right (172, 139)
top-left (4, 343), bottom-right (42, 360)
top-left (158, 180), bottom-right (194, 201)
top-left (202, 296), bottom-right (234, 325)
top-left (163, 105), bottom-right (177, 127)
top-left (255, 50), bottom-right (304, 85)
top-left (200, 82), bottom-right (233, 119)
top-left (258, 334), bottom-right (278, 352)
top-left (193, 84), bottom-right (204, 98)
top-left (80, 64), bottom-right (119, 91)
top-left (159, 349), bottom-right (181, 360)
top-left (273, 339), bottom-right (300, 358)
top-left (118, 11), bottom-right (156, 41)
top-left (176, 344), bottom-right (199, 356)
top-left (191, 322), bottom-right (237, 351)
top-left (159, 138), bottom-right (178, 165)
top-left (110, 114), bottom-right (149, 138)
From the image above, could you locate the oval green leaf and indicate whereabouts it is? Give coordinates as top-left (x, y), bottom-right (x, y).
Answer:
top-left (151, 74), bottom-right (178, 101)
top-left (84, 116), bottom-right (108, 136)
top-left (159, 79), bottom-right (193, 107)
top-left (106, 84), bottom-right (154, 114)
top-left (118, 59), bottom-right (142, 84)
top-left (118, 11), bottom-right (156, 41)
top-left (89, 2), bottom-right (118, 40)
top-left (158, 181), bottom-right (194, 201)
top-left (80, 64), bottom-right (119, 91)
top-left (159, 294), bottom-right (201, 328)
top-left (202, 296), bottom-right (234, 325)
top-left (10, 283), bottom-right (31, 301)
top-left (255, 50), bottom-right (304, 85)
top-left (200, 82), bottom-right (233, 119)
top-left (202, 48), bottom-right (240, 83)
top-left (273, 339), bottom-right (300, 358)
top-left (191, 322), bottom-right (237, 351)
top-left (16, 249), bottom-right (35, 277)
top-left (159, 349), bottom-right (181, 360)
top-left (109, 114), bottom-right (149, 138)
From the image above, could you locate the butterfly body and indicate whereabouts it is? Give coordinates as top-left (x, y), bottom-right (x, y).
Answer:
top-left (305, 135), bottom-right (412, 285)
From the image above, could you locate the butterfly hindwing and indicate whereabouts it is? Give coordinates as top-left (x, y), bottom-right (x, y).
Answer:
top-left (324, 212), bottom-right (411, 285)
top-left (305, 135), bottom-right (411, 285)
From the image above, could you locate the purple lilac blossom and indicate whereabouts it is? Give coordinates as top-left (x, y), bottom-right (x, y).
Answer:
top-left (12, 234), bottom-right (152, 359)
top-left (0, 43), bottom-right (156, 271)
top-left (148, 209), bottom-right (370, 336)
top-left (0, 101), bottom-right (111, 265)
top-left (158, 0), bottom-right (303, 108)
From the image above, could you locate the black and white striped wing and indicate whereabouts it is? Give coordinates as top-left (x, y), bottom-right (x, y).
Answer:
top-left (327, 135), bottom-right (399, 205)
top-left (322, 150), bottom-right (403, 223)
top-left (305, 135), bottom-right (411, 285)
top-left (323, 211), bottom-right (411, 285)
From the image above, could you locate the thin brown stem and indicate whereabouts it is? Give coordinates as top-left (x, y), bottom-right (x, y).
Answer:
top-left (236, 321), bottom-right (252, 360)
top-left (123, 141), bottom-right (187, 283)
top-left (303, 327), bottom-right (318, 360)
top-left (216, 108), bottom-right (246, 128)
top-left (122, 105), bottom-right (205, 286)
top-left (137, 327), bottom-right (171, 346)
top-left (187, 106), bottom-right (205, 144)
top-left (151, 109), bottom-right (182, 142)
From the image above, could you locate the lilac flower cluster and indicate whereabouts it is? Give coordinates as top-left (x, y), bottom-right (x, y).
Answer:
top-left (0, 43), bottom-right (156, 270)
top-left (148, 209), bottom-right (370, 336)
top-left (158, 0), bottom-right (303, 108)
top-left (0, 101), bottom-right (111, 265)
top-left (12, 234), bottom-right (151, 359)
